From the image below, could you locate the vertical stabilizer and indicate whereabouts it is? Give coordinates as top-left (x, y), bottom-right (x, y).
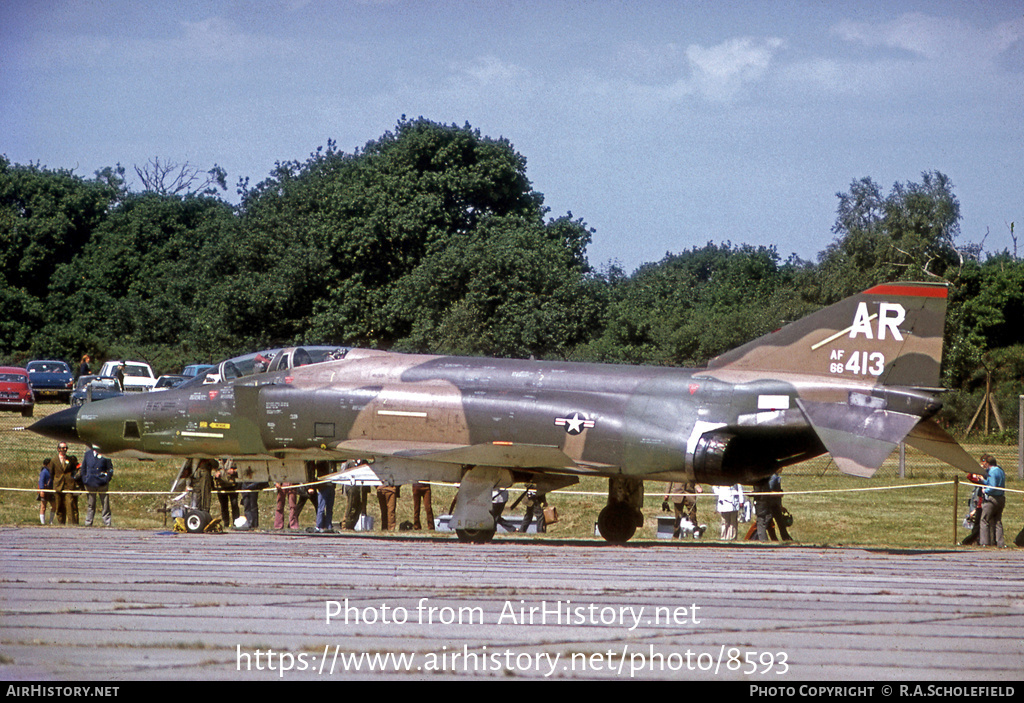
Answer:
top-left (708, 282), bottom-right (948, 388)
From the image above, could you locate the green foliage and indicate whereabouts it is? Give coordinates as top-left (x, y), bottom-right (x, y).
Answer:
top-left (817, 171), bottom-right (963, 300)
top-left (39, 192), bottom-right (239, 371)
top-left (0, 157), bottom-right (124, 360)
top-left (954, 255), bottom-right (1024, 350)
top-left (941, 254), bottom-right (1024, 400)
top-left (387, 214), bottom-right (600, 358)
top-left (289, 118), bottom-right (572, 352)
top-left (578, 243), bottom-right (816, 367)
top-left (939, 346), bottom-right (1023, 443)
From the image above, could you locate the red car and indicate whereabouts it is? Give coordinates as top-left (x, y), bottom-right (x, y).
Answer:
top-left (0, 366), bottom-right (35, 417)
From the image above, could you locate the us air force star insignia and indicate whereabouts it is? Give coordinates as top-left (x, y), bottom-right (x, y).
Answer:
top-left (554, 412), bottom-right (595, 435)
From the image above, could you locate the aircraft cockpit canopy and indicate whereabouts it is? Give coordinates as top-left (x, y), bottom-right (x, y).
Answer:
top-left (182, 346), bottom-right (350, 387)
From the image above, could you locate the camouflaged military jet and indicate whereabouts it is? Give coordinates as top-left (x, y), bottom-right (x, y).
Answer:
top-left (32, 282), bottom-right (977, 543)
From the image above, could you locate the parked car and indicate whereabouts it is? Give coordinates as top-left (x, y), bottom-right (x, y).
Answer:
top-left (98, 360), bottom-right (157, 392)
top-left (181, 364), bottom-right (215, 378)
top-left (70, 375), bottom-right (124, 406)
top-left (153, 374), bottom-right (189, 391)
top-left (0, 366), bottom-right (35, 417)
top-left (26, 360), bottom-right (75, 403)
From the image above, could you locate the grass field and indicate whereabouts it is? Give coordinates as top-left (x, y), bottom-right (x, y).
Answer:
top-left (1, 404), bottom-right (1020, 548)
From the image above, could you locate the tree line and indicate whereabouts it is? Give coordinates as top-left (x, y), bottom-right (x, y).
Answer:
top-left (2, 117), bottom-right (1020, 437)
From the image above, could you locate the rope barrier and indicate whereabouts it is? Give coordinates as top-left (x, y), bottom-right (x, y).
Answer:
top-left (5, 479), bottom-right (1023, 498)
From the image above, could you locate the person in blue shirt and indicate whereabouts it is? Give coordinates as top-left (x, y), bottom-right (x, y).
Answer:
top-left (979, 454), bottom-right (1005, 547)
top-left (38, 458), bottom-right (55, 524)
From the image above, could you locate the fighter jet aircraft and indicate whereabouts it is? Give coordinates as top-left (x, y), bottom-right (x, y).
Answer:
top-left (32, 282), bottom-right (978, 543)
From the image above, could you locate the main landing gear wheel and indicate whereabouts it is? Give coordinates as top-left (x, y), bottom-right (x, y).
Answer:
top-left (597, 504), bottom-right (638, 543)
top-left (455, 528), bottom-right (496, 544)
top-left (185, 508), bottom-right (212, 533)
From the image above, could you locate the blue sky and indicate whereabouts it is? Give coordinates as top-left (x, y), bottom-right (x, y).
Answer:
top-left (2, 1), bottom-right (1022, 273)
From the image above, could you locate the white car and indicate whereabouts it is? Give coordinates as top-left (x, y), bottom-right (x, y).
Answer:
top-left (98, 360), bottom-right (157, 392)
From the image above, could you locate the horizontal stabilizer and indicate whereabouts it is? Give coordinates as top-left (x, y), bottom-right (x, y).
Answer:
top-left (904, 418), bottom-right (979, 475)
top-left (796, 399), bottom-right (921, 478)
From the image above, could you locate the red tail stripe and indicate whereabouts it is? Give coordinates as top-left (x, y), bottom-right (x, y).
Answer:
top-left (864, 284), bottom-right (948, 299)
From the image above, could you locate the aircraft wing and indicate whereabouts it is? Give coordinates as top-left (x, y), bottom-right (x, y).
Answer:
top-left (328, 439), bottom-right (602, 472)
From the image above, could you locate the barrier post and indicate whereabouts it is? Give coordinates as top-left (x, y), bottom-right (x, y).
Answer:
top-left (952, 475), bottom-right (959, 546)
top-left (1018, 395), bottom-right (1022, 480)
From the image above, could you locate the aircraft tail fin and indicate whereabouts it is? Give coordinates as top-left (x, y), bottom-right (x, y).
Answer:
top-left (708, 282), bottom-right (949, 388)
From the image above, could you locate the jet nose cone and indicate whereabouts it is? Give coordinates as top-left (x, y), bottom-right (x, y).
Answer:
top-left (29, 406), bottom-right (81, 445)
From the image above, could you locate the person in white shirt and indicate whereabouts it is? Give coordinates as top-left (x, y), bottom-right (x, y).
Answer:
top-left (713, 484), bottom-right (744, 540)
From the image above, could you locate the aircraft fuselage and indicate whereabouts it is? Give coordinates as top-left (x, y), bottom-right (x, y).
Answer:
top-left (39, 347), bottom-right (939, 486)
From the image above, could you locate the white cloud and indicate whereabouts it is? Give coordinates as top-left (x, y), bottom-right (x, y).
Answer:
top-left (686, 36), bottom-right (786, 100)
top-left (439, 54), bottom-right (540, 110)
top-left (586, 36), bottom-right (787, 106)
top-left (834, 12), bottom-right (1024, 69)
top-left (456, 55), bottom-right (531, 87)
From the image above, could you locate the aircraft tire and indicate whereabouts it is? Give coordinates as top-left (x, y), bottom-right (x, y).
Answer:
top-left (455, 528), bottom-right (496, 544)
top-left (185, 508), bottom-right (212, 534)
top-left (597, 504), bottom-right (637, 543)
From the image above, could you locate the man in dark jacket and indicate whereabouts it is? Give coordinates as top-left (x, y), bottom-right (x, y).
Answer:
top-left (754, 471), bottom-right (792, 542)
top-left (81, 447), bottom-right (114, 527)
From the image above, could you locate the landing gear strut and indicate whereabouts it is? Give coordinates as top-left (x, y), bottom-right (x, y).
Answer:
top-left (450, 466), bottom-right (511, 544)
